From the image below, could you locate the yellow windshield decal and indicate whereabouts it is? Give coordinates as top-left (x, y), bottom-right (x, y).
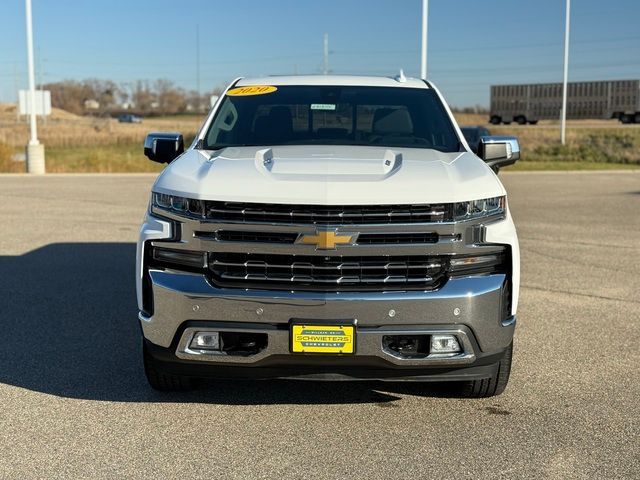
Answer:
top-left (226, 85), bottom-right (277, 96)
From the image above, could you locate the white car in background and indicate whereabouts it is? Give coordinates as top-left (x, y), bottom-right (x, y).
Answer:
top-left (137, 74), bottom-right (520, 397)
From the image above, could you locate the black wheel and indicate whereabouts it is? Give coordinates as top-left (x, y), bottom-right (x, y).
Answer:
top-left (528, 120), bottom-right (538, 125)
top-left (634, 113), bottom-right (640, 124)
top-left (143, 341), bottom-right (197, 391)
top-left (458, 343), bottom-right (513, 398)
top-left (620, 114), bottom-right (632, 124)
top-left (515, 116), bottom-right (527, 125)
top-left (490, 115), bottom-right (501, 125)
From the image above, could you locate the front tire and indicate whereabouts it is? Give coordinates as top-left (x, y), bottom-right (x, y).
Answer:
top-left (143, 341), bottom-right (197, 391)
top-left (458, 343), bottom-right (513, 398)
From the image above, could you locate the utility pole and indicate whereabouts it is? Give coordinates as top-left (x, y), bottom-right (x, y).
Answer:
top-left (421, 0), bottom-right (428, 79)
top-left (196, 24), bottom-right (201, 112)
top-left (25, 0), bottom-right (45, 174)
top-left (323, 33), bottom-right (329, 75)
top-left (561, 0), bottom-right (570, 145)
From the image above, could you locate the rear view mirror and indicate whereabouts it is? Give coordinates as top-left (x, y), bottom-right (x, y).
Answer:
top-left (477, 136), bottom-right (520, 172)
top-left (144, 132), bottom-right (184, 164)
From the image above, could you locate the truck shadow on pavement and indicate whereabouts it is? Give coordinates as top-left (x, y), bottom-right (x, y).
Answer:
top-left (0, 243), bottom-right (456, 405)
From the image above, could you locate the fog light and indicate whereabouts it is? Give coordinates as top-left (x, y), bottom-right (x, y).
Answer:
top-left (190, 332), bottom-right (220, 350)
top-left (430, 334), bottom-right (461, 354)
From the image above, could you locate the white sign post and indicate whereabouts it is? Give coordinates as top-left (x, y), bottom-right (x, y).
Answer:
top-left (25, 0), bottom-right (45, 174)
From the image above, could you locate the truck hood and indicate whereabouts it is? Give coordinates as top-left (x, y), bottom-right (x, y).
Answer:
top-left (153, 145), bottom-right (506, 204)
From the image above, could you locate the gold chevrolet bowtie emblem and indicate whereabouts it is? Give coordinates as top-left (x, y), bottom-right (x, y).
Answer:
top-left (298, 230), bottom-right (356, 250)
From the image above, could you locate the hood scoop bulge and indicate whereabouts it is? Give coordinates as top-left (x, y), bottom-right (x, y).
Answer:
top-left (254, 148), bottom-right (403, 181)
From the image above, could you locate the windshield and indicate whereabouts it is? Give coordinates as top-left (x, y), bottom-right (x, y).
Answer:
top-left (203, 85), bottom-right (461, 152)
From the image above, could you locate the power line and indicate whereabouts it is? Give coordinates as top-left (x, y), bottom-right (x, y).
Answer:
top-left (333, 34), bottom-right (640, 56)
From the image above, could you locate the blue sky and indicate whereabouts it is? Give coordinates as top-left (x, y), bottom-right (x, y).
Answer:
top-left (1, 0), bottom-right (639, 107)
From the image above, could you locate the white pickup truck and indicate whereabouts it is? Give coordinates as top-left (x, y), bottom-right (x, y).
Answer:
top-left (137, 75), bottom-right (520, 397)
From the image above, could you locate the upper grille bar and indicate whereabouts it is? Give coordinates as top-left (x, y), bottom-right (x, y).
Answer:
top-left (196, 230), bottom-right (442, 246)
top-left (203, 201), bottom-right (449, 225)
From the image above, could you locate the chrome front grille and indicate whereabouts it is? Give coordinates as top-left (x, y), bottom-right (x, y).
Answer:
top-left (208, 253), bottom-right (447, 291)
top-left (150, 201), bottom-right (504, 292)
top-left (203, 201), bottom-right (448, 225)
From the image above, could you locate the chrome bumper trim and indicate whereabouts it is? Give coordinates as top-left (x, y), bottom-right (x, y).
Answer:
top-left (140, 270), bottom-right (515, 354)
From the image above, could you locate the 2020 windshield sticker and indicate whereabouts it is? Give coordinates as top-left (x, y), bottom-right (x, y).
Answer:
top-left (226, 86), bottom-right (278, 96)
top-left (310, 103), bottom-right (337, 110)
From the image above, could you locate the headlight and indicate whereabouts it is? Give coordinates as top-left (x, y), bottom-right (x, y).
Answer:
top-left (453, 196), bottom-right (505, 221)
top-left (151, 192), bottom-right (203, 217)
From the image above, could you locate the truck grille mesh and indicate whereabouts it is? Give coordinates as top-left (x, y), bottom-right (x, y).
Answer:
top-left (208, 253), bottom-right (447, 291)
top-left (203, 201), bottom-right (449, 225)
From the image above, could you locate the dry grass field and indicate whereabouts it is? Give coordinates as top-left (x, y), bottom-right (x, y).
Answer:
top-left (0, 104), bottom-right (201, 147)
top-left (1, 105), bottom-right (638, 172)
top-left (0, 104), bottom-right (201, 173)
top-left (455, 113), bottom-right (640, 170)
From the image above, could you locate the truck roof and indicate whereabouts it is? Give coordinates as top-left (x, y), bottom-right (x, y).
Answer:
top-left (235, 74), bottom-right (429, 89)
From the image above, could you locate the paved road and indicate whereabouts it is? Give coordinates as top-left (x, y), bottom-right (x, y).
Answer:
top-left (0, 172), bottom-right (638, 479)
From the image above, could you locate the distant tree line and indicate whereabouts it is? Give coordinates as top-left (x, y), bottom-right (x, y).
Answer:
top-left (42, 78), bottom-right (222, 116)
top-left (41, 80), bottom-right (490, 117)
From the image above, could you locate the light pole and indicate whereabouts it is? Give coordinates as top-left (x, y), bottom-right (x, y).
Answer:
top-left (25, 0), bottom-right (45, 173)
top-left (561, 0), bottom-right (570, 145)
top-left (421, 0), bottom-right (428, 79)
top-left (323, 33), bottom-right (329, 75)
top-left (196, 24), bottom-right (201, 111)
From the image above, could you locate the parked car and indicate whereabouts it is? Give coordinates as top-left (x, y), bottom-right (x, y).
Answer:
top-left (138, 75), bottom-right (520, 397)
top-left (461, 125), bottom-right (491, 153)
top-left (118, 114), bottom-right (142, 123)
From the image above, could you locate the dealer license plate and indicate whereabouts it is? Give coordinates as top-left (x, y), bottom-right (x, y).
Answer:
top-left (291, 324), bottom-right (355, 354)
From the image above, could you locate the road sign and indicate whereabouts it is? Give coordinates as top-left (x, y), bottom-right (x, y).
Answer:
top-left (19, 89), bottom-right (51, 116)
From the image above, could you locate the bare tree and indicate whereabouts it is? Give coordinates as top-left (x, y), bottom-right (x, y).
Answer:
top-left (43, 78), bottom-right (224, 116)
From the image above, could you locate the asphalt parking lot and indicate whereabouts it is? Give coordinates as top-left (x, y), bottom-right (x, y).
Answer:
top-left (0, 171), bottom-right (638, 479)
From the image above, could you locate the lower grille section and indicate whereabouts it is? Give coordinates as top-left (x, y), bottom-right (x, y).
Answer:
top-left (208, 253), bottom-right (447, 291)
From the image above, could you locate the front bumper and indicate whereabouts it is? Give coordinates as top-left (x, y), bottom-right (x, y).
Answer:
top-left (137, 206), bottom-right (519, 380)
top-left (144, 337), bottom-right (507, 382)
top-left (139, 269), bottom-right (515, 378)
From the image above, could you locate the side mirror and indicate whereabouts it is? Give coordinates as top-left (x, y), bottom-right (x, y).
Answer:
top-left (477, 136), bottom-right (520, 172)
top-left (144, 132), bottom-right (184, 164)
